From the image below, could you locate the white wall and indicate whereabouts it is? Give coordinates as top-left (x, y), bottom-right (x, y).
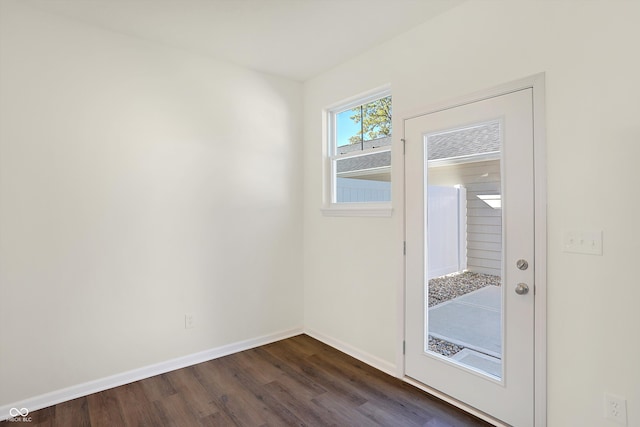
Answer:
top-left (303, 1), bottom-right (640, 426)
top-left (0, 2), bottom-right (303, 406)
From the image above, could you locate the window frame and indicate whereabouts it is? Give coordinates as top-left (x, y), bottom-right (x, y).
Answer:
top-left (322, 86), bottom-right (393, 217)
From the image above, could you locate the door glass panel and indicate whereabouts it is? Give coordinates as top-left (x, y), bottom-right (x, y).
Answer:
top-left (425, 121), bottom-right (503, 379)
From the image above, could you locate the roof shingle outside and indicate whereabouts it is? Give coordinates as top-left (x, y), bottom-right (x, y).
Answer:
top-left (427, 121), bottom-right (500, 160)
top-left (337, 151), bottom-right (391, 173)
top-left (336, 136), bottom-right (391, 174)
top-left (337, 136), bottom-right (391, 154)
top-left (336, 121), bottom-right (499, 175)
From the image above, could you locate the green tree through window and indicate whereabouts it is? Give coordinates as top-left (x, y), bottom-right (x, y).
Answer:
top-left (348, 96), bottom-right (392, 145)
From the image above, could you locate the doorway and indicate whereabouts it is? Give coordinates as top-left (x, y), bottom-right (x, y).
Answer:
top-left (403, 78), bottom-right (546, 426)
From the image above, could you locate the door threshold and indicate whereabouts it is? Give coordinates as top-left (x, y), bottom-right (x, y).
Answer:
top-left (402, 376), bottom-right (507, 426)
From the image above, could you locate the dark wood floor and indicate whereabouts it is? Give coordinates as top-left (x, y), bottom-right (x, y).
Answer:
top-left (2, 334), bottom-right (490, 426)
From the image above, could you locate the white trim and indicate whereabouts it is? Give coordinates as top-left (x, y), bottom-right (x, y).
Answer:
top-left (401, 76), bottom-right (536, 121)
top-left (324, 84), bottom-right (392, 117)
top-left (396, 111), bottom-right (408, 378)
top-left (0, 328), bottom-right (303, 422)
top-left (400, 73), bottom-right (547, 426)
top-left (531, 74), bottom-right (548, 427)
top-left (320, 204), bottom-right (393, 217)
top-left (304, 329), bottom-right (397, 377)
top-left (428, 151), bottom-right (500, 167)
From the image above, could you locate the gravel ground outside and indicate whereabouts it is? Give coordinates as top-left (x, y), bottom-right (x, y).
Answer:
top-left (428, 271), bottom-right (501, 308)
top-left (428, 336), bottom-right (464, 357)
top-left (427, 271), bottom-right (501, 357)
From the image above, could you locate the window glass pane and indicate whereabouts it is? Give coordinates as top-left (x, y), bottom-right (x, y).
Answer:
top-left (337, 135), bottom-right (391, 155)
top-left (335, 151), bottom-right (391, 203)
top-left (336, 108), bottom-right (361, 149)
top-left (330, 92), bottom-right (391, 206)
top-left (361, 96), bottom-right (392, 142)
top-left (335, 96), bottom-right (392, 150)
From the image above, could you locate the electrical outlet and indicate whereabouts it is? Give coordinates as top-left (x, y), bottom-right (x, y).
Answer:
top-left (605, 393), bottom-right (627, 425)
top-left (184, 313), bottom-right (195, 329)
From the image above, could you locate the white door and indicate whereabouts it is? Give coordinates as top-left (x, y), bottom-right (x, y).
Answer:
top-left (405, 88), bottom-right (535, 426)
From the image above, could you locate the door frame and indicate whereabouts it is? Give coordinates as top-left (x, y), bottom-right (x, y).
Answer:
top-left (398, 73), bottom-right (547, 426)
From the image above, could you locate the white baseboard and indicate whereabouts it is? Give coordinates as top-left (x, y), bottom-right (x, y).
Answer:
top-left (304, 328), bottom-right (397, 377)
top-left (0, 327), bottom-right (303, 422)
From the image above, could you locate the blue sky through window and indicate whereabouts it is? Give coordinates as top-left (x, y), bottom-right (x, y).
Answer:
top-left (336, 108), bottom-right (360, 148)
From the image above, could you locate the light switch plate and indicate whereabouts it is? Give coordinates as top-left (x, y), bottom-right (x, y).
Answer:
top-left (185, 313), bottom-right (196, 329)
top-left (563, 230), bottom-right (603, 255)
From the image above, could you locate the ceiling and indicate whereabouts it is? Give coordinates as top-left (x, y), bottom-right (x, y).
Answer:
top-left (27, 0), bottom-right (464, 81)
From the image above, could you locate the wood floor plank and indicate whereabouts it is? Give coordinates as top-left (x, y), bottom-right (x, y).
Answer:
top-left (197, 410), bottom-right (238, 427)
top-left (311, 392), bottom-right (382, 427)
top-left (193, 360), bottom-right (286, 427)
top-left (153, 393), bottom-right (202, 427)
top-left (261, 380), bottom-right (331, 427)
top-left (191, 366), bottom-right (260, 426)
top-left (21, 405), bottom-right (54, 426)
top-left (139, 372), bottom-right (177, 402)
top-left (275, 334), bottom-right (319, 358)
top-left (86, 387), bottom-right (126, 427)
top-left (232, 349), bottom-right (283, 385)
top-left (261, 340), bottom-right (369, 407)
top-left (164, 366), bottom-right (220, 419)
top-left (215, 356), bottom-right (306, 427)
top-left (357, 400), bottom-right (429, 427)
top-left (114, 381), bottom-right (164, 426)
top-left (53, 396), bottom-right (90, 427)
top-left (308, 350), bottom-right (437, 422)
top-left (251, 347), bottom-right (328, 399)
top-left (307, 337), bottom-right (484, 425)
top-left (304, 353), bottom-right (437, 425)
top-left (2, 335), bottom-right (491, 427)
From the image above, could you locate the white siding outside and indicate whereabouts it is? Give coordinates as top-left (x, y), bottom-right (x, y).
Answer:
top-left (428, 159), bottom-right (501, 277)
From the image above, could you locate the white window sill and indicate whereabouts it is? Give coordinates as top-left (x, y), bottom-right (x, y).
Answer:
top-left (321, 203), bottom-right (393, 217)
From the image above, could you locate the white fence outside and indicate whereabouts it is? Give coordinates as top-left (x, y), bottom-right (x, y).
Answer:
top-left (336, 178), bottom-right (391, 203)
top-left (427, 185), bottom-right (467, 279)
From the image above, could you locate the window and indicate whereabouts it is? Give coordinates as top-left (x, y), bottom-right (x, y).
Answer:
top-left (324, 88), bottom-right (392, 216)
